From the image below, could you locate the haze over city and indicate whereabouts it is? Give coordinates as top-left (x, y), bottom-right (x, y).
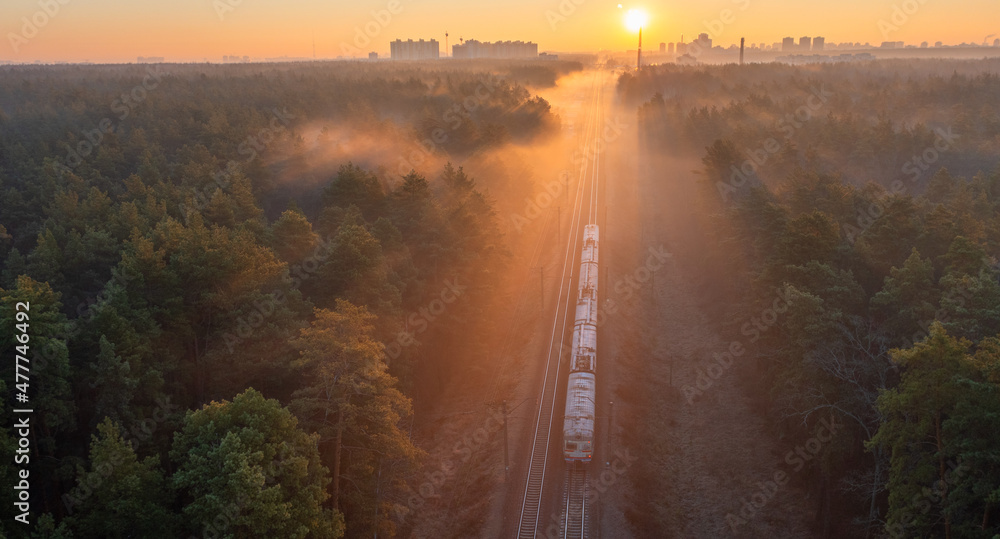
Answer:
top-left (2, 0), bottom-right (999, 62)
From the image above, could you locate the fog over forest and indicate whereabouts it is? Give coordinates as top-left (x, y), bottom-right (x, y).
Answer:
top-left (2, 21), bottom-right (1000, 539)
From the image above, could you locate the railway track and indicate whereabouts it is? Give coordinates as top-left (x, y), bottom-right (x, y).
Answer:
top-left (562, 467), bottom-right (589, 539)
top-left (514, 71), bottom-right (605, 539)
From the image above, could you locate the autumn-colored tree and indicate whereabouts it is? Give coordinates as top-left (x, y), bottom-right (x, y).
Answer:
top-left (290, 301), bottom-right (421, 537)
top-left (271, 205), bottom-right (319, 265)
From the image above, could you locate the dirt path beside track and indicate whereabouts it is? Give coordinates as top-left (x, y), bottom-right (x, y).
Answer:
top-left (596, 118), bottom-right (816, 538)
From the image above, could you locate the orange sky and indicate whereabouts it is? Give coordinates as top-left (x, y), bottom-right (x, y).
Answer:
top-left (2, 0), bottom-right (998, 62)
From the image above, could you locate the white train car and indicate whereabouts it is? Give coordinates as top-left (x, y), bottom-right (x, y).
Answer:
top-left (570, 310), bottom-right (597, 373)
top-left (564, 224), bottom-right (600, 462)
top-left (578, 225), bottom-right (600, 299)
top-left (563, 372), bottom-right (596, 462)
top-left (574, 223), bottom-right (599, 373)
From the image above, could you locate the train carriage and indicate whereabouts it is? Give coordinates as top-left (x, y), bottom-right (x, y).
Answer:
top-left (564, 224), bottom-right (600, 463)
top-left (563, 372), bottom-right (596, 462)
top-left (580, 225), bottom-right (600, 266)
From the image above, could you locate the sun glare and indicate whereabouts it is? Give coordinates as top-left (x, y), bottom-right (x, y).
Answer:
top-left (624, 9), bottom-right (647, 33)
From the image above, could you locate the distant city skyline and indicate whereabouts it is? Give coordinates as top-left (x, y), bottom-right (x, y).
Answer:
top-left (2, 0), bottom-right (998, 63)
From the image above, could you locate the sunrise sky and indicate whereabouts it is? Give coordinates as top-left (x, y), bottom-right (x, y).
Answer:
top-left (2, 0), bottom-right (998, 63)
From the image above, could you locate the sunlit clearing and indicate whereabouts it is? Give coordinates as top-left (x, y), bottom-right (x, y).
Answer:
top-left (625, 9), bottom-right (647, 33)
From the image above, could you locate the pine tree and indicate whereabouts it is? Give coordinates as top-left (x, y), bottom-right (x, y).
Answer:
top-left (0, 276), bottom-right (76, 457)
top-left (322, 163), bottom-right (385, 219)
top-left (89, 336), bottom-right (139, 426)
top-left (64, 420), bottom-right (176, 538)
top-left (290, 301), bottom-right (421, 536)
top-left (871, 248), bottom-right (940, 346)
top-left (171, 388), bottom-right (343, 538)
top-left (271, 206), bottom-right (318, 265)
top-left (869, 323), bottom-right (1000, 538)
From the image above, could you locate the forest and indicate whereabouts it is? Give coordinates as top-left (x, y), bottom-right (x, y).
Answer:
top-left (5, 51), bottom-right (1000, 539)
top-left (0, 59), bottom-right (579, 538)
top-left (622, 59), bottom-right (1000, 537)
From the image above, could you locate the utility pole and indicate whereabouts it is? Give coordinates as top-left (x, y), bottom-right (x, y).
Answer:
top-left (536, 266), bottom-right (544, 310)
top-left (540, 266), bottom-right (545, 305)
top-left (607, 400), bottom-right (614, 467)
top-left (502, 401), bottom-right (509, 477)
top-left (604, 266), bottom-right (609, 301)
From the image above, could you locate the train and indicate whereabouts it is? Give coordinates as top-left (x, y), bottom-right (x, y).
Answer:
top-left (563, 224), bottom-right (599, 463)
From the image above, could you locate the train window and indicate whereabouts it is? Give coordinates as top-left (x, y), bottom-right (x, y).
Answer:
top-left (565, 441), bottom-right (576, 450)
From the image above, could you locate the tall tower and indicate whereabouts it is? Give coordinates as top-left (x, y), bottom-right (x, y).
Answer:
top-left (740, 37), bottom-right (745, 65)
top-left (637, 27), bottom-right (642, 70)
top-left (445, 32), bottom-right (449, 58)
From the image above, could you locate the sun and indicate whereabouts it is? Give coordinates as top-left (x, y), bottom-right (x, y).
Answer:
top-left (624, 9), bottom-right (647, 33)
